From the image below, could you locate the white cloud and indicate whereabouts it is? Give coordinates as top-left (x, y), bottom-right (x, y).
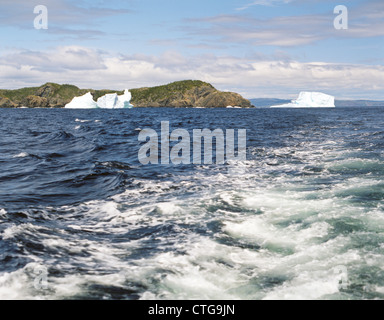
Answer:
top-left (237, 0), bottom-right (294, 11)
top-left (0, 46), bottom-right (107, 72)
top-left (1, 46), bottom-right (384, 100)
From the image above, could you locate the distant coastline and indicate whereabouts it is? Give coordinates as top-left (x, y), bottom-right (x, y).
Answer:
top-left (250, 98), bottom-right (384, 108)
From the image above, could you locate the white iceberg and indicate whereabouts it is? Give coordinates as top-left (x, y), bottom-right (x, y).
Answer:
top-left (65, 89), bottom-right (134, 109)
top-left (64, 92), bottom-right (98, 109)
top-left (97, 90), bottom-right (134, 109)
top-left (118, 89), bottom-right (133, 109)
top-left (97, 93), bottom-right (118, 109)
top-left (271, 92), bottom-right (335, 108)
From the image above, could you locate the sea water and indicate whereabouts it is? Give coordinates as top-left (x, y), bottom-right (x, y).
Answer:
top-left (1, 107), bottom-right (384, 300)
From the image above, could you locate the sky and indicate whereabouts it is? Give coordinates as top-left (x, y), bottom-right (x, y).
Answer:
top-left (0, 0), bottom-right (383, 99)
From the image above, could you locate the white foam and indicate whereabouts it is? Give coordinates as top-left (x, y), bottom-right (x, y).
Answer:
top-left (13, 152), bottom-right (29, 158)
top-left (75, 119), bottom-right (91, 123)
top-left (3, 142), bottom-right (383, 300)
top-left (263, 273), bottom-right (340, 300)
top-left (156, 202), bottom-right (182, 215)
top-left (2, 224), bottom-right (35, 240)
top-left (134, 238), bottom-right (261, 300)
top-left (0, 267), bottom-right (34, 300)
top-left (0, 263), bottom-right (50, 300)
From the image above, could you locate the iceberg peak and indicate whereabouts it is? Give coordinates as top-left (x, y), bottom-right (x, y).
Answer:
top-left (117, 89), bottom-right (133, 109)
top-left (64, 92), bottom-right (98, 109)
top-left (271, 92), bottom-right (335, 108)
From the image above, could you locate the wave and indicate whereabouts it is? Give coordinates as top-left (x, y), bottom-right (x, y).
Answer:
top-left (1, 108), bottom-right (384, 300)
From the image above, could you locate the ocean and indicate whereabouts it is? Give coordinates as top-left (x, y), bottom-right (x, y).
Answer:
top-left (1, 107), bottom-right (384, 300)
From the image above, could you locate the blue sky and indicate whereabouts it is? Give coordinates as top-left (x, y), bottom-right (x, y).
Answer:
top-left (0, 0), bottom-right (383, 99)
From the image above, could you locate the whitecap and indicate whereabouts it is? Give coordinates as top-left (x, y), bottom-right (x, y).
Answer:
top-left (156, 202), bottom-right (182, 215)
top-left (2, 223), bottom-right (35, 240)
top-left (13, 152), bottom-right (29, 158)
top-left (75, 119), bottom-right (91, 123)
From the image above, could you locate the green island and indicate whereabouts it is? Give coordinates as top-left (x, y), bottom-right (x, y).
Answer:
top-left (0, 80), bottom-right (252, 109)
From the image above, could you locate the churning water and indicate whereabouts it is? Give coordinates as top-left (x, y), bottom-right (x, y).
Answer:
top-left (1, 107), bottom-right (384, 300)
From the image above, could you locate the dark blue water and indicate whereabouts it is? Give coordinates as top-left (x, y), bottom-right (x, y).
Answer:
top-left (1, 107), bottom-right (384, 300)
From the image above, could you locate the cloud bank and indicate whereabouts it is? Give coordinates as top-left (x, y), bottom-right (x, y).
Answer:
top-left (1, 46), bottom-right (384, 100)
